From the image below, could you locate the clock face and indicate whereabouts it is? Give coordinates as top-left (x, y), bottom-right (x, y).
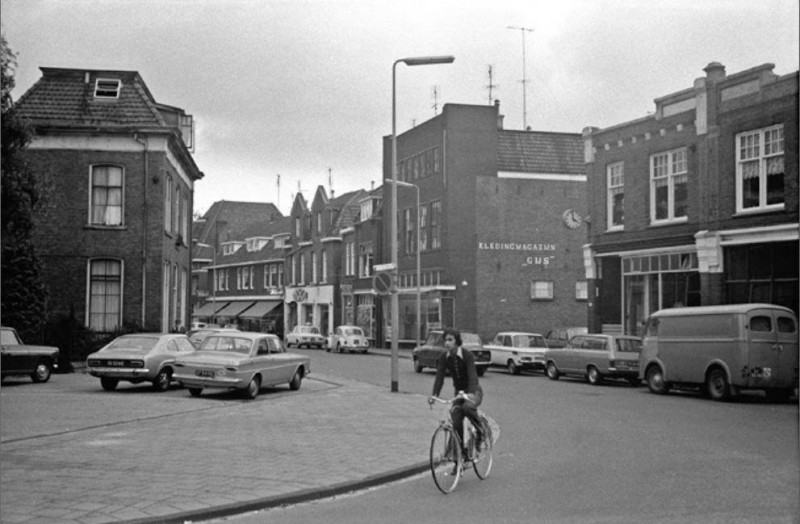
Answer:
top-left (563, 209), bottom-right (582, 229)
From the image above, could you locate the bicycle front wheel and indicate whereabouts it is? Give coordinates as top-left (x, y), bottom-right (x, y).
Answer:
top-left (473, 419), bottom-right (493, 480)
top-left (430, 425), bottom-right (462, 494)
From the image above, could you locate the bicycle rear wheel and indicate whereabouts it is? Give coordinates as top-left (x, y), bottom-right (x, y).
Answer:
top-left (473, 419), bottom-right (493, 480)
top-left (430, 426), bottom-right (462, 494)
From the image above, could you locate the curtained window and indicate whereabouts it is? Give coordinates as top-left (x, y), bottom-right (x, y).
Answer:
top-left (88, 259), bottom-right (122, 332)
top-left (90, 165), bottom-right (123, 226)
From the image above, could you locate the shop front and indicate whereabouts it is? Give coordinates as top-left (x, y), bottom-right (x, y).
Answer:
top-left (284, 285), bottom-right (334, 337)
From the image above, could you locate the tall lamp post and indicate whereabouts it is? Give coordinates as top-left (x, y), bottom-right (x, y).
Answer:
top-left (391, 55), bottom-right (454, 393)
top-left (387, 179), bottom-right (421, 351)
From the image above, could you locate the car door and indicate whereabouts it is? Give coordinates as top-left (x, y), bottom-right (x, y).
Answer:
top-left (745, 309), bottom-right (780, 389)
top-left (1, 328), bottom-right (29, 373)
top-left (255, 337), bottom-right (282, 386)
top-left (772, 311), bottom-right (798, 389)
top-left (560, 336), bottom-right (584, 373)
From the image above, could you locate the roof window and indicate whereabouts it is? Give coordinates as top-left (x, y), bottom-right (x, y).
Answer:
top-left (94, 79), bottom-right (121, 99)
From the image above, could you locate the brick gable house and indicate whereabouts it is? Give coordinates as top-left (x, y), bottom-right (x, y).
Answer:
top-left (14, 67), bottom-right (204, 333)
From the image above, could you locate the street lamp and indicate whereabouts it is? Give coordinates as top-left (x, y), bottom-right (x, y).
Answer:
top-left (390, 55), bottom-right (454, 393)
top-left (387, 179), bottom-right (421, 351)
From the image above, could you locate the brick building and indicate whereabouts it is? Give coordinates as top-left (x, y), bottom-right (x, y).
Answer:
top-left (382, 102), bottom-right (587, 345)
top-left (14, 67), bottom-right (204, 332)
top-left (583, 62), bottom-right (799, 335)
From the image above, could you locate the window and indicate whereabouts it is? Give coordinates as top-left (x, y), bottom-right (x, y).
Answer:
top-left (404, 208), bottom-right (415, 255)
top-left (88, 259), bottom-right (122, 332)
top-left (736, 125), bottom-right (784, 213)
top-left (316, 212), bottom-right (322, 233)
top-left (295, 217), bottom-right (301, 237)
top-left (164, 174), bottom-right (172, 231)
top-left (359, 242), bottom-right (373, 278)
top-left (300, 253), bottom-right (306, 284)
top-left (173, 185), bottom-right (181, 234)
top-left (181, 191), bottom-right (189, 240)
top-left (312, 252), bottom-right (318, 283)
top-left (94, 78), bottom-right (120, 98)
top-left (576, 281), bottom-right (588, 300)
top-left (431, 200), bottom-right (442, 250)
top-left (607, 162), bottom-right (624, 229)
top-left (322, 250), bottom-right (328, 283)
top-left (90, 165), bottom-right (123, 226)
top-left (419, 204), bottom-right (429, 252)
top-left (650, 148), bottom-right (688, 223)
top-left (290, 255), bottom-right (296, 285)
top-left (530, 281), bottom-right (554, 300)
top-left (345, 242), bottom-right (355, 276)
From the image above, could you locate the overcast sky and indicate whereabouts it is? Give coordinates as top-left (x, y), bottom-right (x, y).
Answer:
top-left (2, 0), bottom-right (798, 216)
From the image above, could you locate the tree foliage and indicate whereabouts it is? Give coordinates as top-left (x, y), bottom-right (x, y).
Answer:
top-left (1, 34), bottom-right (49, 342)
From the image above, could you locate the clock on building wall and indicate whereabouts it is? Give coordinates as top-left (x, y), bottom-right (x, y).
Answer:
top-left (562, 209), bottom-right (583, 229)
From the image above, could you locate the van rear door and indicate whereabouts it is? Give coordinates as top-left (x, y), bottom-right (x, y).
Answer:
top-left (772, 311), bottom-right (798, 389)
top-left (745, 308), bottom-right (782, 389)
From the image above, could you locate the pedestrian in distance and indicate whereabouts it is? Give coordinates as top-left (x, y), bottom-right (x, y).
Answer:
top-left (428, 327), bottom-right (485, 455)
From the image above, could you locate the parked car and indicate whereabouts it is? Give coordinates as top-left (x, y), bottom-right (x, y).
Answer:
top-left (545, 333), bottom-right (642, 386)
top-left (173, 332), bottom-right (310, 399)
top-left (1, 326), bottom-right (60, 383)
top-left (640, 304), bottom-right (798, 402)
top-left (544, 327), bottom-right (588, 348)
top-left (86, 333), bottom-right (196, 391)
top-left (189, 322), bottom-right (220, 332)
top-left (412, 330), bottom-right (491, 376)
top-left (485, 332), bottom-right (548, 375)
top-left (327, 325), bottom-right (370, 354)
top-left (188, 327), bottom-right (239, 349)
top-left (285, 325), bottom-right (326, 349)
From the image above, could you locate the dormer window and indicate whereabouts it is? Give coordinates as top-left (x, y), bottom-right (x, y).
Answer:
top-left (245, 237), bottom-right (269, 252)
top-left (94, 79), bottom-right (121, 99)
top-left (222, 241), bottom-right (244, 256)
top-left (360, 199), bottom-right (374, 222)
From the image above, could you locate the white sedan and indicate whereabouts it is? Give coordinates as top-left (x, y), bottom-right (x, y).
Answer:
top-left (485, 332), bottom-right (549, 375)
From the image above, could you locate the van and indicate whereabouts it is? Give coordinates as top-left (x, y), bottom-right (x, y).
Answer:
top-left (639, 304), bottom-right (798, 401)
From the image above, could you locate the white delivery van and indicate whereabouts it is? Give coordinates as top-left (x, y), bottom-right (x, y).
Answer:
top-left (639, 304), bottom-right (798, 402)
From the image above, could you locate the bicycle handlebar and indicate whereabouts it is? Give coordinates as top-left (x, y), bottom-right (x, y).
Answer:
top-left (428, 391), bottom-right (470, 408)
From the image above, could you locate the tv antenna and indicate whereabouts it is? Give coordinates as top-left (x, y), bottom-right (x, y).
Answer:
top-left (486, 65), bottom-right (499, 105)
top-left (432, 85), bottom-right (440, 115)
top-left (276, 174), bottom-right (280, 210)
top-left (507, 25), bottom-right (534, 130)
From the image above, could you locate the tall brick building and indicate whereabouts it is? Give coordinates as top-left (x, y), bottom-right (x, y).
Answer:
top-left (14, 67), bottom-right (204, 332)
top-left (382, 102), bottom-right (587, 345)
top-left (583, 62), bottom-right (799, 335)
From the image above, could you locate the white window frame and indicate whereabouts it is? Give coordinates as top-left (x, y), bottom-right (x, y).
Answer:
top-left (300, 253), bottom-right (306, 285)
top-left (530, 281), bottom-right (554, 301)
top-left (575, 281), bottom-right (588, 301)
top-left (735, 124), bottom-right (785, 214)
top-left (606, 162), bottom-right (624, 231)
top-left (359, 242), bottom-right (373, 278)
top-left (164, 174), bottom-right (172, 232)
top-left (86, 258), bottom-right (123, 332)
top-left (94, 78), bottom-right (121, 99)
top-left (322, 249), bottom-right (328, 283)
top-left (650, 148), bottom-right (688, 224)
top-left (312, 251), bottom-right (318, 283)
top-left (89, 165), bottom-right (124, 226)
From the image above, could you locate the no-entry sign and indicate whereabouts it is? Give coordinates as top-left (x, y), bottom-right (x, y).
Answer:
top-left (372, 271), bottom-right (393, 295)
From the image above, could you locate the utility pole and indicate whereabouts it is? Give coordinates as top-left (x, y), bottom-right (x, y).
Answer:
top-left (507, 25), bottom-right (534, 130)
top-left (486, 65), bottom-right (498, 105)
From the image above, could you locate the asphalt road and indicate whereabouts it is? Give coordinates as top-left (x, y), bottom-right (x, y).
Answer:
top-left (210, 348), bottom-right (800, 524)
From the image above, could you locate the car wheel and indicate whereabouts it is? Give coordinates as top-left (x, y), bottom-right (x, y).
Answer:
top-left (152, 368), bottom-right (171, 392)
top-left (646, 365), bottom-right (669, 395)
top-left (100, 377), bottom-right (119, 391)
top-left (587, 366), bottom-right (602, 385)
top-left (546, 362), bottom-right (559, 380)
top-left (188, 387), bottom-right (203, 397)
top-left (326, 344), bottom-right (331, 353)
top-left (245, 375), bottom-right (261, 399)
top-left (477, 367), bottom-right (486, 377)
top-left (289, 370), bottom-right (302, 391)
top-left (30, 359), bottom-right (53, 383)
top-left (413, 358), bottom-right (423, 373)
top-left (507, 361), bottom-right (520, 375)
top-left (706, 367), bottom-right (731, 401)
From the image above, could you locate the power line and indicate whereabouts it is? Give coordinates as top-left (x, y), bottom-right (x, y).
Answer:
top-left (507, 25), bottom-right (534, 130)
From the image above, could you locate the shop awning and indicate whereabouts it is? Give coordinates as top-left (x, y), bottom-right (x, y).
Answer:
top-left (238, 300), bottom-right (283, 319)
top-left (194, 301), bottom-right (230, 317)
top-left (215, 301), bottom-right (255, 317)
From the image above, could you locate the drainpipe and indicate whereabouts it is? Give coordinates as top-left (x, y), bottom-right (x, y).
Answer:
top-left (134, 133), bottom-right (149, 328)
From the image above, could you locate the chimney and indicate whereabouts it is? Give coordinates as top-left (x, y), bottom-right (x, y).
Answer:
top-left (494, 99), bottom-right (504, 130)
top-left (703, 62), bottom-right (726, 83)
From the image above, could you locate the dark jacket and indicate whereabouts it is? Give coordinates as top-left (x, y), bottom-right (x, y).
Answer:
top-left (432, 347), bottom-right (479, 397)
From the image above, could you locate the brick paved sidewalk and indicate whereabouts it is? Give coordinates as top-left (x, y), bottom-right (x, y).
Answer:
top-left (0, 373), bottom-right (441, 524)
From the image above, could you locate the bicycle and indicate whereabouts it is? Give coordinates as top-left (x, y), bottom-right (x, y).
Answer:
top-left (428, 392), bottom-right (494, 494)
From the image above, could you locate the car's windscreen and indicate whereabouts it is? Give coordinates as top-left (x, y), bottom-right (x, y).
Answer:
top-left (104, 337), bottom-right (158, 352)
top-left (462, 333), bottom-right (482, 345)
top-left (198, 336), bottom-right (252, 354)
top-left (516, 335), bottom-right (546, 347)
top-left (343, 328), bottom-right (363, 336)
top-left (0, 329), bottom-right (19, 345)
top-left (616, 338), bottom-right (643, 352)
top-left (300, 327), bottom-right (320, 335)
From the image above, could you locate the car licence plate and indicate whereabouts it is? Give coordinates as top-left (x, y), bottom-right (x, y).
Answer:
top-left (195, 369), bottom-right (215, 378)
top-left (108, 360), bottom-right (126, 367)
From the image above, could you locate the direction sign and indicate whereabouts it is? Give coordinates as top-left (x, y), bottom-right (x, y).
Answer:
top-left (372, 271), bottom-right (393, 295)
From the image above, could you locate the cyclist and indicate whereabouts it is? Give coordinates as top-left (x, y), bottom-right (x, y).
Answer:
top-left (428, 328), bottom-right (485, 456)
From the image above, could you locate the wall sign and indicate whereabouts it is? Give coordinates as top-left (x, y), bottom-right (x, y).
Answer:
top-left (478, 240), bottom-right (557, 267)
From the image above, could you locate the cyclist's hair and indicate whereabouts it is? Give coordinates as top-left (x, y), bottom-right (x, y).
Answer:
top-left (442, 328), bottom-right (462, 346)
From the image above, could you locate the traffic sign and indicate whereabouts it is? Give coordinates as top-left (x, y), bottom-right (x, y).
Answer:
top-left (372, 271), bottom-right (393, 295)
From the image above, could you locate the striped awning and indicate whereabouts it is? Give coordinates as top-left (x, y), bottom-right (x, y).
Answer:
top-left (214, 301), bottom-right (255, 317)
top-left (194, 301), bottom-right (230, 317)
top-left (238, 300), bottom-right (282, 319)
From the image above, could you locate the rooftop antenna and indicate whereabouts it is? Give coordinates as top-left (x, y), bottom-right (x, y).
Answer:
top-left (328, 167), bottom-right (333, 197)
top-left (432, 85), bottom-right (440, 115)
top-left (276, 174), bottom-right (281, 211)
top-left (507, 25), bottom-right (534, 130)
top-left (486, 65), bottom-right (498, 105)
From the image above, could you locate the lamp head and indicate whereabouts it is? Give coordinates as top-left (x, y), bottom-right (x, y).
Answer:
top-left (401, 55), bottom-right (455, 66)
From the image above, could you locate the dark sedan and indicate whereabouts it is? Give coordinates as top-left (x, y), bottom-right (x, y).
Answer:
top-left (412, 330), bottom-right (490, 376)
top-left (1, 326), bottom-right (60, 383)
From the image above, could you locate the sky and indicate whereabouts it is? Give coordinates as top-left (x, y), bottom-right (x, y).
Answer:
top-left (2, 0), bottom-right (798, 217)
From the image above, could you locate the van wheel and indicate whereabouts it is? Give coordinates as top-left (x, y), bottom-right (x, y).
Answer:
top-left (646, 366), bottom-right (669, 395)
top-left (587, 366), bottom-right (602, 385)
top-left (507, 361), bottom-right (520, 375)
top-left (706, 368), bottom-right (731, 401)
top-left (546, 362), bottom-right (559, 380)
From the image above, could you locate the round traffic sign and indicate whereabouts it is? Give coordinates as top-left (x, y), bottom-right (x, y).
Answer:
top-left (372, 271), bottom-right (393, 295)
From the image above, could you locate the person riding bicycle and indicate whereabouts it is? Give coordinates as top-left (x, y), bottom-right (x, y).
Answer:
top-left (428, 328), bottom-right (485, 456)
